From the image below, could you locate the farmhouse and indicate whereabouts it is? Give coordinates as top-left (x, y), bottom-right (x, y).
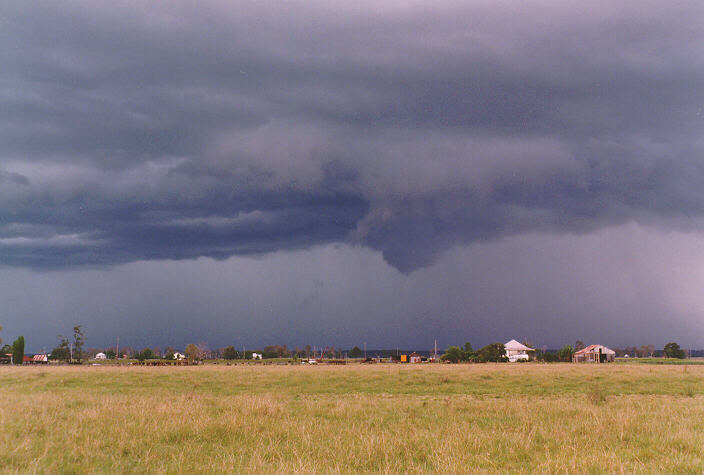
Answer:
top-left (409, 352), bottom-right (422, 363)
top-left (32, 354), bottom-right (48, 364)
top-left (573, 344), bottom-right (615, 363)
top-left (504, 339), bottom-right (534, 362)
top-left (94, 352), bottom-right (107, 360)
top-left (173, 352), bottom-right (186, 360)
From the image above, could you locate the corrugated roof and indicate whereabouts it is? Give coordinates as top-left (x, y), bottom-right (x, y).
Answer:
top-left (574, 344), bottom-right (615, 355)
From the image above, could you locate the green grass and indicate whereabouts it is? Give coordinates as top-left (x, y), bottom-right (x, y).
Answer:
top-left (616, 357), bottom-right (704, 365)
top-left (1, 364), bottom-right (703, 472)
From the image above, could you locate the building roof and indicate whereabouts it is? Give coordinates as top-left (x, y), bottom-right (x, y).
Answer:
top-left (33, 354), bottom-right (48, 362)
top-left (504, 339), bottom-right (534, 351)
top-left (574, 344), bottom-right (615, 355)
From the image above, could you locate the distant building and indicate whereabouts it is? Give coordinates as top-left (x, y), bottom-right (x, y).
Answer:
top-left (32, 354), bottom-right (48, 364)
top-left (251, 352), bottom-right (262, 360)
top-left (94, 352), bottom-right (107, 360)
top-left (409, 352), bottom-right (422, 363)
top-left (173, 352), bottom-right (186, 360)
top-left (573, 344), bottom-right (615, 363)
top-left (504, 339), bottom-right (534, 362)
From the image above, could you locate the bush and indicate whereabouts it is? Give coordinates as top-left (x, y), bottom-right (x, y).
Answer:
top-left (441, 346), bottom-right (464, 363)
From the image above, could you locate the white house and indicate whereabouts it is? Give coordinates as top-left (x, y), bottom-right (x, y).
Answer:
top-left (504, 339), bottom-right (535, 362)
top-left (251, 352), bottom-right (262, 360)
top-left (173, 352), bottom-right (186, 360)
top-left (94, 352), bottom-right (107, 360)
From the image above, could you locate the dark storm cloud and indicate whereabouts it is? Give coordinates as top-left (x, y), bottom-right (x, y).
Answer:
top-left (1, 0), bottom-right (704, 271)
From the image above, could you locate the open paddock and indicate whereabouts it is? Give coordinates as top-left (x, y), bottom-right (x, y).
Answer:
top-left (1, 363), bottom-right (703, 472)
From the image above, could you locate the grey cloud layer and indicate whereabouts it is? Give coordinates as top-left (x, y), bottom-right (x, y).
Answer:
top-left (2, 0), bottom-right (704, 271)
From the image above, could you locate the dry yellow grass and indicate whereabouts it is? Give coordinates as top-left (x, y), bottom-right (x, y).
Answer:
top-left (1, 364), bottom-right (703, 472)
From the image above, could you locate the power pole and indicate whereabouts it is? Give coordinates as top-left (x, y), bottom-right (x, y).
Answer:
top-left (364, 342), bottom-right (367, 359)
top-left (434, 339), bottom-right (437, 360)
top-left (116, 336), bottom-right (120, 362)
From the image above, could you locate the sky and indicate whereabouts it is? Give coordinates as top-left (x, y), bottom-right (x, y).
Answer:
top-left (1, 0), bottom-right (704, 352)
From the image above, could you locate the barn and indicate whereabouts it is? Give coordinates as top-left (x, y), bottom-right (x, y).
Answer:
top-left (572, 344), bottom-right (615, 363)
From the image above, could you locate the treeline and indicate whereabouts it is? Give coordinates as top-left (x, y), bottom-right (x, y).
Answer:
top-left (2, 322), bottom-right (695, 364)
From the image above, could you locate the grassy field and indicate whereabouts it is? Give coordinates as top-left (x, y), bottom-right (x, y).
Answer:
top-left (1, 363), bottom-right (703, 472)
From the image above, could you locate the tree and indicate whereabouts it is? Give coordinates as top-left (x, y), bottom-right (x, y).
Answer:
top-left (574, 340), bottom-right (585, 351)
top-left (73, 325), bottom-right (85, 364)
top-left (135, 348), bottom-right (154, 361)
top-left (196, 342), bottom-right (210, 360)
top-left (664, 342), bottom-right (686, 359)
top-left (0, 324), bottom-right (3, 347)
top-left (558, 345), bottom-right (574, 362)
top-left (50, 336), bottom-right (71, 362)
top-left (12, 336), bottom-right (25, 365)
top-left (223, 346), bottom-right (238, 360)
top-left (163, 346), bottom-right (176, 360)
top-left (477, 343), bottom-right (507, 362)
top-left (441, 346), bottom-right (465, 363)
top-left (638, 344), bottom-right (655, 358)
top-left (105, 349), bottom-right (116, 360)
top-left (463, 342), bottom-right (477, 361)
top-left (185, 343), bottom-right (200, 363)
top-left (349, 346), bottom-right (362, 358)
top-left (538, 350), bottom-right (560, 362)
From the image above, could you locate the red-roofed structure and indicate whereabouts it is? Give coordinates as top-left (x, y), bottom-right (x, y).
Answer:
top-left (573, 344), bottom-right (615, 363)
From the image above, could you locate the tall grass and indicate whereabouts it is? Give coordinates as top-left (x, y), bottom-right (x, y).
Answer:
top-left (1, 364), bottom-right (702, 472)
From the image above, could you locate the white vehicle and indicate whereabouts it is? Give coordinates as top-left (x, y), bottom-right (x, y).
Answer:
top-left (307, 359), bottom-right (318, 364)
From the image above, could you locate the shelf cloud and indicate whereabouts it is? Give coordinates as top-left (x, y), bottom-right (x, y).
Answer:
top-left (2, 1), bottom-right (704, 272)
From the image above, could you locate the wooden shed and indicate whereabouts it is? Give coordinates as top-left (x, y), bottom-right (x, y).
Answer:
top-left (572, 344), bottom-right (615, 363)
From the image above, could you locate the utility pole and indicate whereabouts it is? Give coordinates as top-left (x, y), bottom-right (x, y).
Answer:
top-left (364, 342), bottom-right (367, 359)
top-left (116, 336), bottom-right (120, 362)
top-left (434, 339), bottom-right (437, 360)
top-left (69, 343), bottom-right (73, 363)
